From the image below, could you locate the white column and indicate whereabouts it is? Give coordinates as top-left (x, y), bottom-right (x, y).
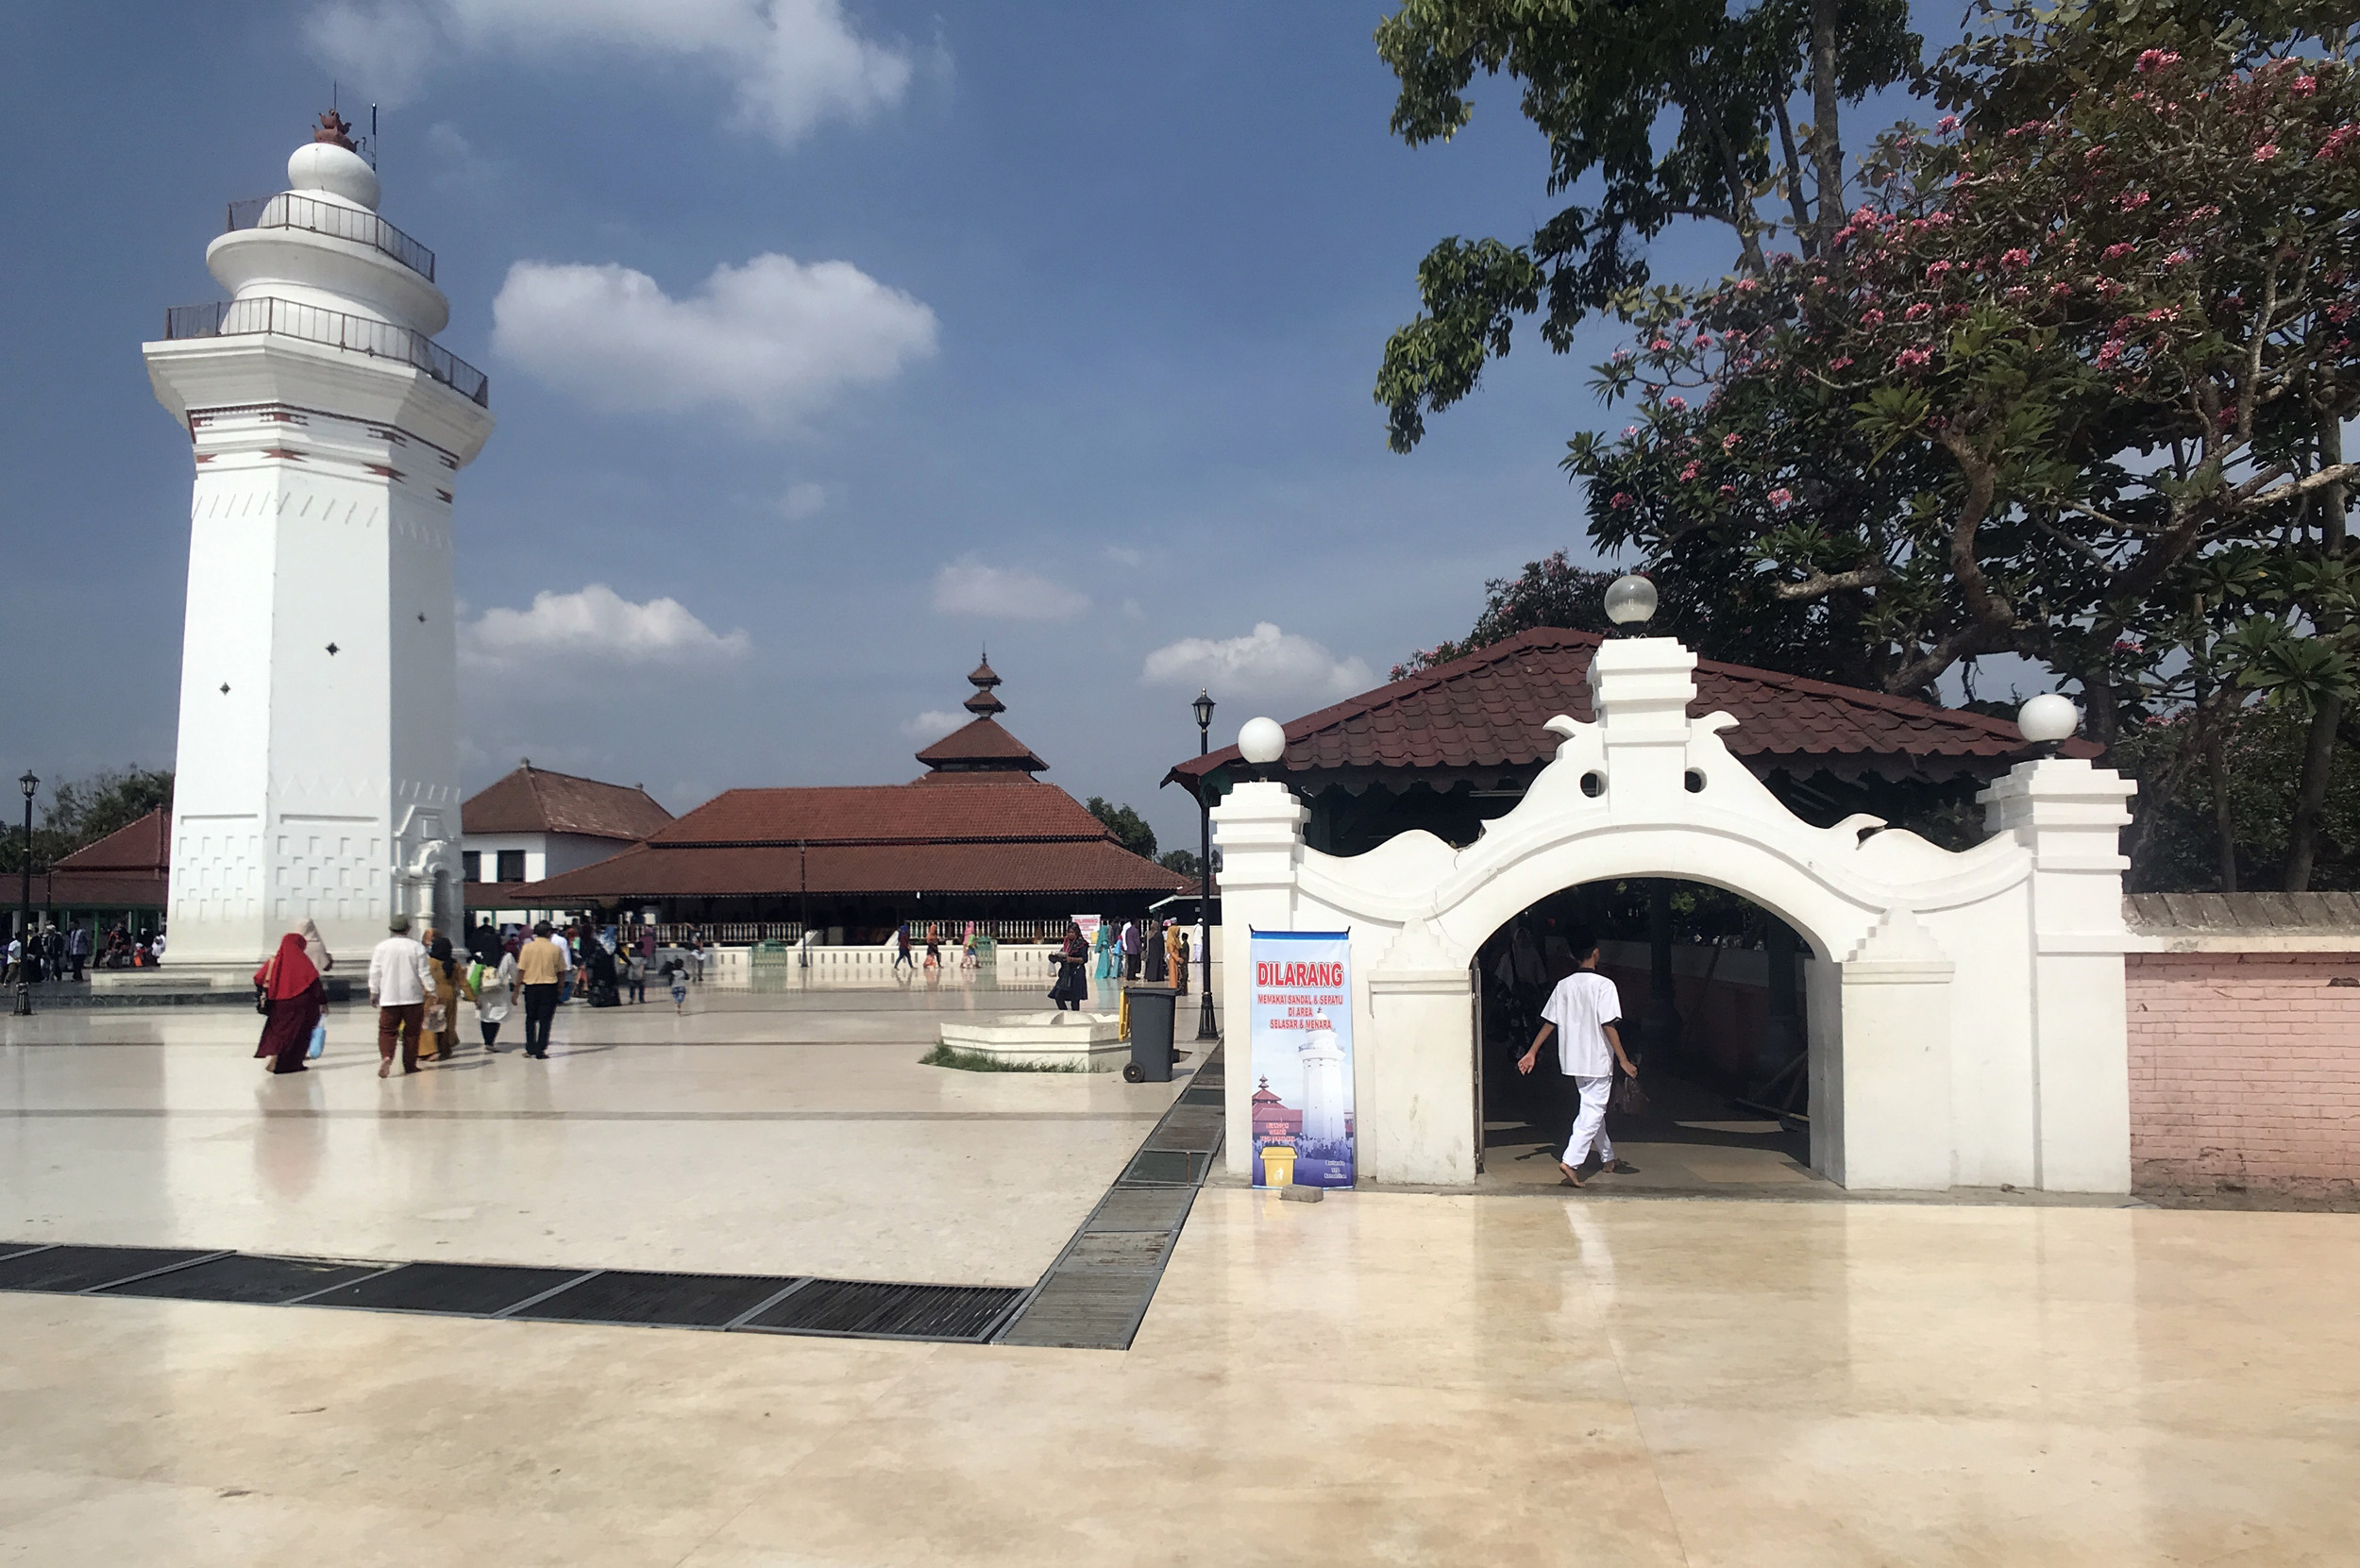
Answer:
top-left (1979, 758), bottom-right (2139, 1192)
top-left (1212, 780), bottom-right (1307, 1177)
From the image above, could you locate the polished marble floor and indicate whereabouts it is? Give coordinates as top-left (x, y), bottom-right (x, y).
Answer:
top-left (4, 997), bottom-right (2356, 1564)
top-left (0, 990), bottom-right (1189, 1283)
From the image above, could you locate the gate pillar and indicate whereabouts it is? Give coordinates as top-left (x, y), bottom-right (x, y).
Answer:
top-left (1829, 908), bottom-right (1956, 1189)
top-left (1364, 920), bottom-right (1477, 1186)
top-left (1212, 780), bottom-right (1310, 1177)
top-left (1981, 758), bottom-right (2138, 1191)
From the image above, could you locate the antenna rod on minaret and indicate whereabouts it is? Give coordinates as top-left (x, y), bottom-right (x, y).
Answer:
top-left (371, 104), bottom-right (379, 170)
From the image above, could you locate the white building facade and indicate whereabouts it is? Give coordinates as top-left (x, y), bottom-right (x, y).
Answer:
top-left (1216, 635), bottom-right (2140, 1194)
top-left (142, 113), bottom-right (495, 972)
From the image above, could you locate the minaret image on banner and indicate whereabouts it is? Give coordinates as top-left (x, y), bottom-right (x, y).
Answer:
top-left (1297, 1014), bottom-right (1349, 1149)
top-left (142, 110), bottom-right (496, 972)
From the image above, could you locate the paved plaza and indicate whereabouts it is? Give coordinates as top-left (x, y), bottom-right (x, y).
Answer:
top-left (4, 987), bottom-right (2357, 1565)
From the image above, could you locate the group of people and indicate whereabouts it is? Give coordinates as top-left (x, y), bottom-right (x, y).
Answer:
top-left (892, 923), bottom-right (985, 973)
top-left (250, 913), bottom-right (700, 1077)
top-left (1094, 917), bottom-right (1191, 989)
top-left (4, 921), bottom-right (153, 983)
top-left (1048, 916), bottom-right (1195, 1011)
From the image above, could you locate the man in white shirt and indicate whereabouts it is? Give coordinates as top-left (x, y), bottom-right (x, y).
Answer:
top-left (1518, 934), bottom-right (1639, 1187)
top-left (367, 912), bottom-right (436, 1078)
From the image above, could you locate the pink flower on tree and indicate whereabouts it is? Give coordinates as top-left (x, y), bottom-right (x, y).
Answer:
top-left (2000, 248), bottom-right (2031, 269)
top-left (2096, 339), bottom-right (2126, 368)
top-left (1721, 431), bottom-right (1743, 450)
top-left (1767, 488), bottom-right (1794, 508)
top-left (2134, 49), bottom-right (2181, 73)
top-left (2102, 243), bottom-right (2135, 260)
top-left (1651, 338), bottom-right (1672, 351)
top-left (1894, 347), bottom-right (1932, 370)
top-left (1925, 261), bottom-right (1954, 279)
top-left (2120, 191), bottom-right (2151, 211)
top-left (1664, 396), bottom-right (1689, 411)
top-left (2049, 281), bottom-right (2075, 298)
top-left (2166, 248), bottom-right (2193, 265)
top-left (1936, 115), bottom-right (1959, 134)
top-left (1610, 492), bottom-right (1633, 510)
top-left (1862, 308), bottom-right (1886, 327)
top-left (2295, 76), bottom-right (2318, 96)
top-left (1679, 461), bottom-right (1701, 481)
top-left (1904, 302), bottom-right (1932, 321)
top-left (1829, 355), bottom-right (1855, 370)
top-left (2253, 143), bottom-right (2281, 162)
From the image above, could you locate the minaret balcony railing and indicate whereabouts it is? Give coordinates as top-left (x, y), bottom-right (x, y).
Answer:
top-left (225, 194), bottom-right (436, 280)
top-left (164, 296), bottom-right (490, 407)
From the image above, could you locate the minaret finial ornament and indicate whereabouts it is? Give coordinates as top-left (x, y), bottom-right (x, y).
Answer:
top-left (313, 109), bottom-right (358, 150)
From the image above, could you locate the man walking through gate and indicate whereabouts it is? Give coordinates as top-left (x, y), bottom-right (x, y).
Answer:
top-left (367, 913), bottom-right (435, 1078)
top-left (517, 920), bottom-right (570, 1058)
top-left (1517, 933), bottom-right (1639, 1187)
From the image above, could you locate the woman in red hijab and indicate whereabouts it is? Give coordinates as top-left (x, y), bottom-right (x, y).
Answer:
top-left (253, 930), bottom-right (326, 1073)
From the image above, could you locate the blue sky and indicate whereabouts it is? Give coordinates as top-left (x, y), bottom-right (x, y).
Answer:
top-left (5, 1), bottom-right (1745, 850)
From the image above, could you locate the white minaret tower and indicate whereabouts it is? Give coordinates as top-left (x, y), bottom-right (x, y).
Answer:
top-left (143, 110), bottom-right (495, 975)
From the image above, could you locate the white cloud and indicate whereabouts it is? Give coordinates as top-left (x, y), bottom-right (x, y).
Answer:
top-left (1141, 623), bottom-right (1372, 700)
top-left (461, 584), bottom-right (750, 669)
top-left (777, 481), bottom-right (829, 519)
top-left (930, 557), bottom-right (1089, 621)
top-left (303, 0), bottom-right (916, 144)
top-left (901, 710), bottom-right (966, 741)
top-left (492, 254), bottom-right (936, 426)
top-left (1104, 546), bottom-right (1145, 568)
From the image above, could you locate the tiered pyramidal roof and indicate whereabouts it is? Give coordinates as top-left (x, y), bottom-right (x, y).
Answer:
top-left (917, 653), bottom-right (1049, 778)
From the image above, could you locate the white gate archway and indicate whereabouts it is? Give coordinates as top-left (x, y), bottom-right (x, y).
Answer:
top-left (1213, 636), bottom-right (2138, 1193)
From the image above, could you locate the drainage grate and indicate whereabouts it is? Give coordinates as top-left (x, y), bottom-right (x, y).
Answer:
top-left (739, 1278), bottom-right (1021, 1341)
top-left (0, 1245), bottom-right (216, 1294)
top-left (1180, 1087), bottom-right (1222, 1104)
top-left (293, 1263), bottom-right (590, 1317)
top-left (101, 1254), bottom-right (389, 1305)
top-left (509, 1271), bottom-right (804, 1329)
top-left (1064, 1232), bottom-right (1170, 1270)
top-left (1085, 1188), bottom-right (1193, 1233)
top-left (996, 1272), bottom-right (1158, 1349)
top-left (1121, 1149), bottom-right (1207, 1186)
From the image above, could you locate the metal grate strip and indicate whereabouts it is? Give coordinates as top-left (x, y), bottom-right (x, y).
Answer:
top-left (511, 1271), bottom-right (803, 1329)
top-left (738, 1279), bottom-right (1022, 1341)
top-left (0, 1246), bottom-right (220, 1295)
top-left (293, 1263), bottom-right (590, 1317)
top-left (101, 1254), bottom-right (388, 1306)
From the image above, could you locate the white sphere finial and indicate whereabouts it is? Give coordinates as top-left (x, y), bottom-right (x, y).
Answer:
top-left (2016, 693), bottom-right (2079, 746)
top-left (1603, 573), bottom-right (1658, 627)
top-left (1238, 717), bottom-right (1287, 766)
top-left (288, 109), bottom-right (380, 210)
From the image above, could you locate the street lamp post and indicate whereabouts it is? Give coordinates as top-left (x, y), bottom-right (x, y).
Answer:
top-left (16, 771), bottom-right (37, 1017)
top-left (1191, 690), bottom-right (1218, 1041)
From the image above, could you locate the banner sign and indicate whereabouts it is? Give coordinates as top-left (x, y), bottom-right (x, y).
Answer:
top-left (1249, 930), bottom-right (1354, 1189)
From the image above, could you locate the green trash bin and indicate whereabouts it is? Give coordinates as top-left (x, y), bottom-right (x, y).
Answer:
top-left (1124, 986), bottom-right (1179, 1083)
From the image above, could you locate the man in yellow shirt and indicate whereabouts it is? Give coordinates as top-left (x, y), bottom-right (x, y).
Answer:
top-left (515, 920), bottom-right (572, 1059)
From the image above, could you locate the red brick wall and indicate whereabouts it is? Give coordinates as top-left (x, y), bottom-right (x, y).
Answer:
top-left (2127, 952), bottom-right (2360, 1198)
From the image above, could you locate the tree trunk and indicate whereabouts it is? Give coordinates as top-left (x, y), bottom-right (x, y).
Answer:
top-left (2285, 416), bottom-right (2349, 890)
top-left (2206, 710), bottom-right (2239, 894)
top-left (1810, 0), bottom-right (1844, 252)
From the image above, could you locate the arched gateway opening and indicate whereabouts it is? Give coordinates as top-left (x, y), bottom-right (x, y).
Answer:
top-left (1475, 880), bottom-right (1816, 1182)
top-left (1211, 634), bottom-right (2142, 1194)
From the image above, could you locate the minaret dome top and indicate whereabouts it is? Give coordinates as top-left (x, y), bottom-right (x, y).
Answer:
top-left (286, 110), bottom-right (379, 211)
